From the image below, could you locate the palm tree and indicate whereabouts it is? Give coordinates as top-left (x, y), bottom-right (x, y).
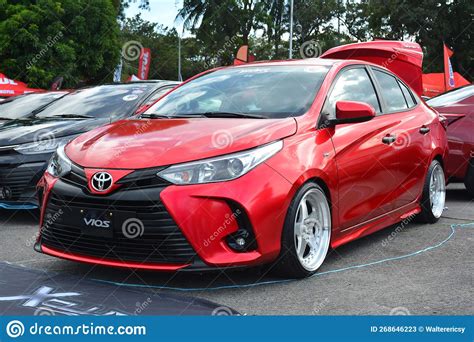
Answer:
top-left (177, 0), bottom-right (265, 45)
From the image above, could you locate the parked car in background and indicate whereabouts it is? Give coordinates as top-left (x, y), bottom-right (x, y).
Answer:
top-left (0, 91), bottom-right (68, 125)
top-left (0, 80), bottom-right (179, 209)
top-left (427, 85), bottom-right (474, 196)
top-left (36, 50), bottom-right (448, 277)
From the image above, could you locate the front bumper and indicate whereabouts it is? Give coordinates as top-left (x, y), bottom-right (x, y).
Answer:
top-left (36, 163), bottom-right (292, 271)
top-left (0, 149), bottom-right (51, 208)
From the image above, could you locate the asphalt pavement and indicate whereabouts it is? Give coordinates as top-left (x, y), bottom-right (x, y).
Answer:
top-left (0, 184), bottom-right (472, 315)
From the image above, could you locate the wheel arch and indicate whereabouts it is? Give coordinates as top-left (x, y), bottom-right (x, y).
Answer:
top-left (433, 154), bottom-right (444, 168)
top-left (305, 177), bottom-right (332, 209)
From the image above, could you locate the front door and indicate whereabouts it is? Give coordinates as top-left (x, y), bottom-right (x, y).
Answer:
top-left (324, 66), bottom-right (403, 231)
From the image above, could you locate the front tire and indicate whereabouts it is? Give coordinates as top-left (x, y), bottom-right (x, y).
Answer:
top-left (464, 160), bottom-right (474, 197)
top-left (274, 182), bottom-right (331, 278)
top-left (417, 160), bottom-right (446, 223)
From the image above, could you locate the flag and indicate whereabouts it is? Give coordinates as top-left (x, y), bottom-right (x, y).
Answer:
top-left (138, 48), bottom-right (151, 80)
top-left (233, 45), bottom-right (256, 65)
top-left (113, 59), bottom-right (123, 83)
top-left (443, 43), bottom-right (455, 91)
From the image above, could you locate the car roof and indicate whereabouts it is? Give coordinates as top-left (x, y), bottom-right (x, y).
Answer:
top-left (222, 58), bottom-right (389, 72)
top-left (69, 81), bottom-right (179, 94)
top-left (104, 80), bottom-right (180, 87)
top-left (230, 58), bottom-right (339, 68)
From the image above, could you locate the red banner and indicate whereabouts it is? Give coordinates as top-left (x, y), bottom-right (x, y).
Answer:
top-left (0, 73), bottom-right (43, 97)
top-left (138, 48), bottom-right (151, 80)
top-left (443, 43), bottom-right (455, 91)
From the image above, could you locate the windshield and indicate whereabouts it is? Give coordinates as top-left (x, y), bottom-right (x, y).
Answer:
top-left (146, 65), bottom-right (330, 119)
top-left (0, 92), bottom-right (66, 119)
top-left (427, 85), bottom-right (474, 107)
top-left (36, 84), bottom-right (156, 119)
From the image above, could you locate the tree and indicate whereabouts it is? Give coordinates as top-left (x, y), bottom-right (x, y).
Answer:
top-left (114, 0), bottom-right (150, 20)
top-left (0, 0), bottom-right (121, 88)
top-left (120, 15), bottom-right (207, 81)
top-left (343, 0), bottom-right (473, 80)
top-left (291, 0), bottom-right (347, 57)
top-left (177, 0), bottom-right (267, 53)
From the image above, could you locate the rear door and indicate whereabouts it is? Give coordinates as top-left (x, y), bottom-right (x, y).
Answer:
top-left (370, 67), bottom-right (432, 208)
top-left (325, 66), bottom-right (403, 231)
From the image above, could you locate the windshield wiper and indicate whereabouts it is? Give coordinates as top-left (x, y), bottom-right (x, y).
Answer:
top-left (0, 117), bottom-right (13, 120)
top-left (140, 113), bottom-right (205, 119)
top-left (44, 114), bottom-right (94, 119)
top-left (202, 112), bottom-right (267, 119)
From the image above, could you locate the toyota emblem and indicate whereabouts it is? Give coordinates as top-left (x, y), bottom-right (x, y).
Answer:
top-left (91, 172), bottom-right (113, 192)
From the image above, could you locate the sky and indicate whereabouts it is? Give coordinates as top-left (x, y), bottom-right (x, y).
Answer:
top-left (125, 0), bottom-right (184, 32)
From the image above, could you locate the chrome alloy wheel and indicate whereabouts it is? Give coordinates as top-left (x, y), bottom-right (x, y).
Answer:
top-left (294, 188), bottom-right (331, 272)
top-left (430, 163), bottom-right (446, 219)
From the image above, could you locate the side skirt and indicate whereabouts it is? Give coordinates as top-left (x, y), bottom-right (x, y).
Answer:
top-left (331, 202), bottom-right (421, 249)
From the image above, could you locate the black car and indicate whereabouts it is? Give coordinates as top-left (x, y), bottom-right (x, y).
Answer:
top-left (0, 81), bottom-right (179, 209)
top-left (0, 91), bottom-right (69, 125)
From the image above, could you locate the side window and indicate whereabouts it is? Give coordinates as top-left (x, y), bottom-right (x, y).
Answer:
top-left (373, 70), bottom-right (408, 112)
top-left (326, 68), bottom-right (381, 118)
top-left (398, 81), bottom-right (416, 108)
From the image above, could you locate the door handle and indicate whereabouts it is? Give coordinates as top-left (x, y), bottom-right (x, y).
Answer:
top-left (419, 126), bottom-right (430, 134)
top-left (382, 134), bottom-right (397, 144)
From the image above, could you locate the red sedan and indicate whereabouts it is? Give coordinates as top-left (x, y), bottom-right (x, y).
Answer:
top-left (427, 85), bottom-right (474, 196)
top-left (36, 48), bottom-right (448, 278)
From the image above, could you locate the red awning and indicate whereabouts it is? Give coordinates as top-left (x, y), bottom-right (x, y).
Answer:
top-left (0, 73), bottom-right (43, 97)
top-left (422, 72), bottom-right (470, 98)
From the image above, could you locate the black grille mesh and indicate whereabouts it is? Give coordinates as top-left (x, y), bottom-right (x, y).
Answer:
top-left (41, 192), bottom-right (196, 264)
top-left (0, 162), bottom-right (44, 200)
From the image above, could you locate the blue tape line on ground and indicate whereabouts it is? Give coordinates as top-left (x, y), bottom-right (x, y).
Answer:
top-left (0, 202), bottom-right (38, 210)
top-left (93, 222), bottom-right (474, 292)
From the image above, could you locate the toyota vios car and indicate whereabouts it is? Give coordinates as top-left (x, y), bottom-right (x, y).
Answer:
top-left (36, 55), bottom-right (448, 278)
top-left (0, 81), bottom-right (178, 209)
top-left (427, 85), bottom-right (474, 196)
top-left (0, 91), bottom-right (68, 125)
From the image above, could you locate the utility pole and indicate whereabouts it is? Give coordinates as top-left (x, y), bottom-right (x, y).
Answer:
top-left (178, 33), bottom-right (183, 81)
top-left (289, 0), bottom-right (294, 59)
top-left (175, 0), bottom-right (183, 81)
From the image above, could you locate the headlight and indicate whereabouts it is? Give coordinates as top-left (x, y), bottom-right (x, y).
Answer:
top-left (14, 135), bottom-right (77, 155)
top-left (46, 145), bottom-right (72, 178)
top-left (158, 140), bottom-right (283, 185)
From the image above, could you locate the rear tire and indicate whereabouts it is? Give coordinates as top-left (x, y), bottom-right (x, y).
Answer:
top-left (417, 160), bottom-right (446, 223)
top-left (464, 160), bottom-right (474, 197)
top-left (273, 182), bottom-right (331, 278)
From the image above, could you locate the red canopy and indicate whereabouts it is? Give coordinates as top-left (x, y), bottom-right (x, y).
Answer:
top-left (422, 72), bottom-right (470, 98)
top-left (0, 73), bottom-right (43, 97)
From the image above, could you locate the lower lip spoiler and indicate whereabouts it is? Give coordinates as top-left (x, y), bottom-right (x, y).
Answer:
top-left (0, 202), bottom-right (38, 210)
top-left (36, 243), bottom-right (191, 271)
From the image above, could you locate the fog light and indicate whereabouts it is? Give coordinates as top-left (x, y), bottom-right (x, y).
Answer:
top-left (0, 186), bottom-right (12, 200)
top-left (225, 201), bottom-right (258, 252)
top-left (226, 229), bottom-right (256, 252)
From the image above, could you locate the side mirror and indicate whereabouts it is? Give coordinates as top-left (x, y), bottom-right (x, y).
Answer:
top-left (332, 101), bottom-right (376, 125)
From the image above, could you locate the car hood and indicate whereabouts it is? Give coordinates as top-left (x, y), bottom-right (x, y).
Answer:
top-left (0, 117), bottom-right (111, 146)
top-left (66, 118), bottom-right (297, 168)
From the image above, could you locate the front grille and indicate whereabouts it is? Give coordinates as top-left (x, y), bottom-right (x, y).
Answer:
top-left (61, 163), bottom-right (87, 189)
top-left (61, 164), bottom-right (171, 191)
top-left (0, 163), bottom-right (45, 200)
top-left (41, 189), bottom-right (196, 264)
